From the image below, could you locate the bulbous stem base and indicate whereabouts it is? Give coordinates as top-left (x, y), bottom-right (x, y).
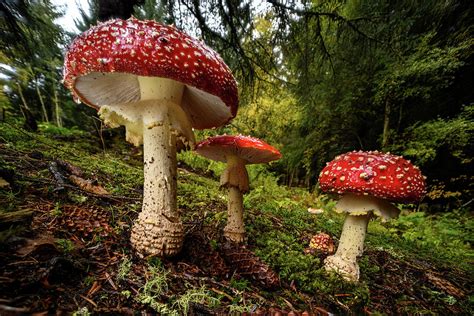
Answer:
top-left (324, 213), bottom-right (371, 281)
top-left (130, 107), bottom-right (183, 257)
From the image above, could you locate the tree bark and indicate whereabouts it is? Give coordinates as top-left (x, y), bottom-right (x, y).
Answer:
top-left (53, 84), bottom-right (62, 127)
top-left (35, 78), bottom-right (49, 123)
top-left (16, 82), bottom-right (28, 119)
top-left (382, 97), bottom-right (391, 148)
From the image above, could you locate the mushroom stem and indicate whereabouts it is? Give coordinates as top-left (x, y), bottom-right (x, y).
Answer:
top-left (221, 155), bottom-right (248, 242)
top-left (324, 213), bottom-right (371, 281)
top-left (131, 116), bottom-right (184, 256)
top-left (221, 155), bottom-right (249, 192)
top-left (130, 77), bottom-right (187, 257)
top-left (224, 186), bottom-right (245, 242)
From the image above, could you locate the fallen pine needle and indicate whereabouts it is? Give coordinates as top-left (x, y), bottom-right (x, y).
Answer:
top-left (79, 294), bottom-right (97, 308)
top-left (87, 281), bottom-right (101, 297)
top-left (211, 287), bottom-right (233, 300)
top-left (105, 272), bottom-right (117, 290)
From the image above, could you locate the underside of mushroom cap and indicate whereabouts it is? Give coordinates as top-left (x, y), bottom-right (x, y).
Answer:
top-left (319, 150), bottom-right (426, 203)
top-left (195, 135), bottom-right (282, 164)
top-left (63, 18), bottom-right (238, 129)
top-left (99, 99), bottom-right (195, 148)
top-left (82, 75), bottom-right (193, 147)
top-left (334, 193), bottom-right (401, 222)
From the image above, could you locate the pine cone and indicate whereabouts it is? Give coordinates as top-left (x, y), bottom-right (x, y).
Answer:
top-left (37, 204), bottom-right (114, 240)
top-left (220, 240), bottom-right (280, 289)
top-left (425, 271), bottom-right (466, 298)
top-left (182, 233), bottom-right (229, 277)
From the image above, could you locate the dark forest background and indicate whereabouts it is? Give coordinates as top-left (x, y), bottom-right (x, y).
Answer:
top-left (1, 0), bottom-right (473, 210)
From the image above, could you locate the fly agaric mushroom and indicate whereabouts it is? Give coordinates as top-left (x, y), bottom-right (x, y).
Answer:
top-left (195, 135), bottom-right (281, 242)
top-left (318, 150), bottom-right (426, 281)
top-left (309, 232), bottom-right (335, 255)
top-left (63, 18), bottom-right (238, 257)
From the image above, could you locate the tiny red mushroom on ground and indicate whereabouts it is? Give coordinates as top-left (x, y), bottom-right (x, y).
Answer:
top-left (318, 150), bottom-right (426, 281)
top-left (63, 18), bottom-right (238, 257)
top-left (195, 135), bottom-right (281, 243)
top-left (308, 232), bottom-right (335, 255)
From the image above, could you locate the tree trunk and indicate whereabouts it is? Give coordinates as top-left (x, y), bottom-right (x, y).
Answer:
top-left (16, 82), bottom-right (37, 131)
top-left (16, 82), bottom-right (28, 119)
top-left (35, 78), bottom-right (49, 123)
top-left (53, 85), bottom-right (62, 127)
top-left (397, 103), bottom-right (403, 133)
top-left (382, 97), bottom-right (391, 148)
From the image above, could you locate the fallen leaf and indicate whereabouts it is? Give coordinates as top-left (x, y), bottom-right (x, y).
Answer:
top-left (69, 175), bottom-right (109, 195)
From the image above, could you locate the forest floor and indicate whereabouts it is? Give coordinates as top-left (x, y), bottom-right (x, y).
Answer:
top-left (0, 121), bottom-right (472, 315)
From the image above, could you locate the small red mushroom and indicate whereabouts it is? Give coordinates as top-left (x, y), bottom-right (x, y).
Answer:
top-left (63, 18), bottom-right (238, 257)
top-left (195, 135), bottom-right (281, 242)
top-left (318, 150), bottom-right (426, 281)
top-left (308, 232), bottom-right (335, 255)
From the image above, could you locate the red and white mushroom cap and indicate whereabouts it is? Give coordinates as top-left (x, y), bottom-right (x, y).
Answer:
top-left (309, 233), bottom-right (335, 255)
top-left (195, 135), bottom-right (282, 164)
top-left (319, 151), bottom-right (426, 203)
top-left (63, 18), bottom-right (238, 129)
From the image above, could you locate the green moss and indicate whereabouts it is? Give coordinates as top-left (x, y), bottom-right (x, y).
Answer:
top-left (1, 121), bottom-right (472, 314)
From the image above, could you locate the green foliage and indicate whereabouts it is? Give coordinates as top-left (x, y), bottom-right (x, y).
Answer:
top-left (136, 265), bottom-right (219, 315)
top-left (229, 277), bottom-right (250, 291)
top-left (172, 286), bottom-right (220, 315)
top-left (83, 275), bottom-right (95, 287)
top-left (136, 265), bottom-right (171, 311)
top-left (242, 183), bottom-right (370, 299)
top-left (271, 0), bottom-right (474, 191)
top-left (133, 0), bottom-right (168, 22)
top-left (38, 123), bottom-right (87, 138)
top-left (386, 211), bottom-right (474, 267)
top-left (74, 0), bottom-right (99, 32)
top-left (56, 239), bottom-right (75, 253)
top-left (374, 32), bottom-right (470, 105)
top-left (117, 256), bottom-right (133, 281)
top-left (121, 290), bottom-right (131, 299)
top-left (50, 202), bottom-right (63, 217)
top-left (228, 301), bottom-right (253, 315)
top-left (72, 307), bottom-right (91, 316)
top-left (391, 104), bottom-right (474, 166)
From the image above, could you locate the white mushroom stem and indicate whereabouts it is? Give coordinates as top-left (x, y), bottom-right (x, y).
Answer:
top-left (221, 155), bottom-right (249, 243)
top-left (324, 213), bottom-right (370, 281)
top-left (220, 155), bottom-right (249, 192)
top-left (324, 194), bottom-right (401, 281)
top-left (129, 77), bottom-right (190, 257)
top-left (225, 186), bottom-right (245, 242)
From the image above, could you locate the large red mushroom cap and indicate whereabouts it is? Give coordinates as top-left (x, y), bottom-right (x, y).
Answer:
top-left (195, 135), bottom-right (282, 164)
top-left (63, 17), bottom-right (238, 129)
top-left (318, 150), bottom-right (426, 203)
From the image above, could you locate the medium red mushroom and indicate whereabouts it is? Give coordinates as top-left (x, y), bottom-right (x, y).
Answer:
top-left (318, 150), bottom-right (426, 281)
top-left (63, 18), bottom-right (238, 257)
top-left (195, 135), bottom-right (281, 242)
